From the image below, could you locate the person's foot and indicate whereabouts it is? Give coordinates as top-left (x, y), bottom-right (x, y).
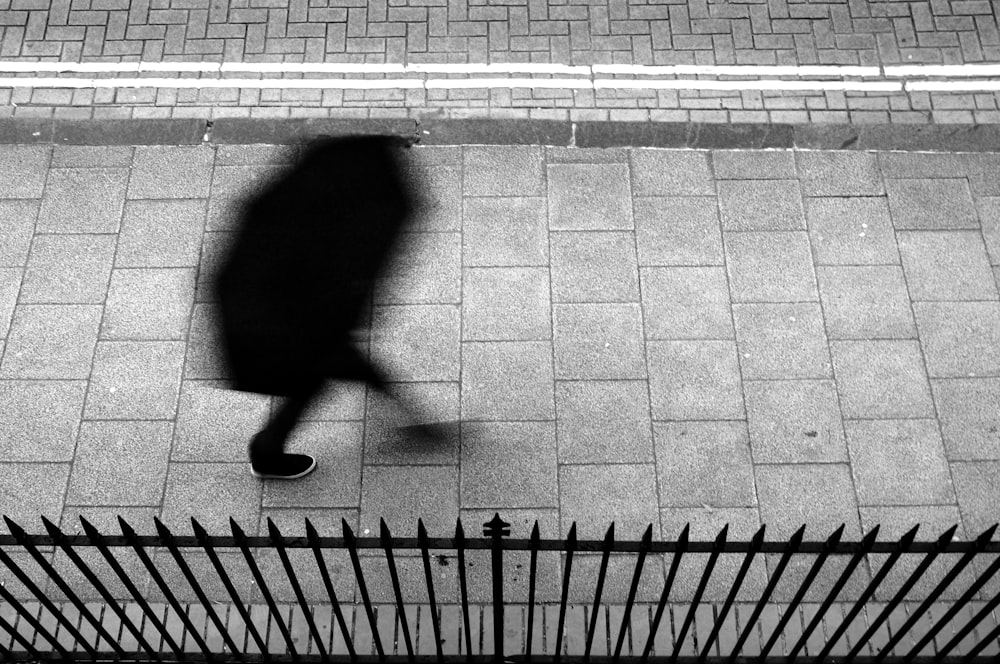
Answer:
top-left (249, 451), bottom-right (317, 480)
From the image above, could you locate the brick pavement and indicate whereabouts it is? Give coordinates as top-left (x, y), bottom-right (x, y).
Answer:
top-left (0, 0), bottom-right (999, 121)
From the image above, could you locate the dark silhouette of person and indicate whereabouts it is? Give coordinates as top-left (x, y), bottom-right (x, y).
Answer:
top-left (214, 134), bottom-right (438, 479)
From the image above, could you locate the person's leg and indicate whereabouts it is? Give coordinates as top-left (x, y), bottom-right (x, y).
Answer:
top-left (249, 378), bottom-right (323, 479)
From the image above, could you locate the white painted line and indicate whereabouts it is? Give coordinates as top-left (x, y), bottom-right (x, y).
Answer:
top-left (906, 80), bottom-right (1000, 91)
top-left (592, 64), bottom-right (883, 77)
top-left (221, 62), bottom-right (407, 73)
top-left (886, 64), bottom-right (1000, 77)
top-left (424, 77), bottom-right (591, 89)
top-left (408, 63), bottom-right (590, 75)
top-left (593, 79), bottom-right (903, 91)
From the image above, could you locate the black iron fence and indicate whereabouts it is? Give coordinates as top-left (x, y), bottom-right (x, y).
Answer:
top-left (1, 513), bottom-right (999, 662)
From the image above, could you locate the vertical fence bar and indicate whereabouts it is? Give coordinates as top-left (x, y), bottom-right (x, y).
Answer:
top-left (614, 524), bottom-right (653, 660)
top-left (0, 575), bottom-right (69, 660)
top-left (788, 525), bottom-right (880, 659)
top-left (380, 519), bottom-right (414, 662)
top-left (846, 523), bottom-right (963, 661)
top-left (79, 516), bottom-right (200, 661)
top-left (266, 518), bottom-right (329, 662)
top-left (184, 517), bottom-right (268, 657)
top-left (585, 523), bottom-right (615, 662)
top-left (343, 519), bottom-right (386, 662)
top-left (699, 525), bottom-right (766, 661)
top-left (884, 524), bottom-right (999, 662)
top-left (305, 518), bottom-right (356, 662)
top-left (818, 524), bottom-right (920, 661)
top-left (525, 522), bottom-right (540, 662)
top-left (483, 514), bottom-right (510, 663)
top-left (937, 552), bottom-right (1000, 658)
top-left (2, 516), bottom-right (125, 659)
top-left (231, 518), bottom-right (298, 661)
top-left (554, 523), bottom-right (577, 664)
top-left (40, 516), bottom-right (164, 660)
top-left (417, 519), bottom-right (443, 662)
top-left (454, 519), bottom-right (472, 659)
top-left (673, 524), bottom-right (728, 661)
top-left (642, 524), bottom-right (687, 663)
top-left (728, 524), bottom-right (805, 662)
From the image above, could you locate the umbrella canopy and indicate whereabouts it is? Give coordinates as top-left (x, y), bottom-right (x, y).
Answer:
top-left (214, 134), bottom-right (417, 396)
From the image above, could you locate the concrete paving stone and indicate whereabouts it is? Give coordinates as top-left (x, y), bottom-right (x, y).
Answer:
top-left (405, 163), bottom-right (462, 232)
top-left (128, 146), bottom-right (215, 199)
top-left (36, 167), bottom-right (128, 234)
top-left (806, 197), bottom-right (900, 265)
top-left (646, 340), bottom-right (745, 420)
top-left (931, 378), bottom-right (1000, 461)
top-left (205, 164), bottom-right (281, 231)
top-left (262, 421), bottom-right (364, 508)
top-left (360, 465), bottom-right (459, 536)
top-left (0, 463), bottom-right (69, 535)
top-left (183, 303), bottom-right (227, 380)
top-left (547, 163), bottom-right (633, 230)
top-left (463, 196), bottom-right (548, 267)
top-left (460, 421), bottom-right (557, 509)
top-left (733, 303), bottom-right (832, 380)
top-left (461, 341), bottom-right (555, 420)
top-left (546, 146), bottom-right (629, 164)
top-left (364, 381), bottom-right (460, 464)
top-left (375, 232), bottom-right (461, 304)
top-left (877, 152), bottom-right (977, 180)
top-left (913, 302), bottom-right (1000, 377)
top-left (0, 200), bottom-right (39, 266)
top-left (744, 379), bottom-right (849, 464)
top-left (817, 266), bottom-right (917, 339)
top-left (463, 146), bottom-right (543, 197)
top-left (978, 197), bottom-right (1000, 265)
top-left (634, 196), bottom-right (724, 266)
top-left (640, 267), bottom-right (733, 339)
top-left (0, 380), bottom-right (87, 462)
top-left (195, 231), bottom-right (235, 304)
top-left (50, 145), bottom-right (133, 168)
top-left (0, 304), bottom-right (101, 379)
top-left (214, 144), bottom-right (299, 166)
top-left (159, 462), bottom-right (262, 535)
top-left (115, 199), bottom-right (207, 267)
top-left (845, 419), bottom-right (955, 506)
top-left (711, 150), bottom-right (797, 180)
top-left (84, 341), bottom-right (186, 420)
top-left (65, 421), bottom-right (172, 506)
top-left (0, 145), bottom-right (50, 199)
top-left (829, 340), bottom-right (935, 419)
top-left (550, 231), bottom-right (640, 303)
top-left (950, 461), bottom-right (1000, 539)
top-left (0, 267), bottom-right (19, 336)
top-left (796, 152), bottom-right (884, 197)
top-left (654, 421), bottom-right (756, 508)
top-left (171, 380), bottom-right (270, 462)
top-left (725, 232), bottom-right (818, 302)
top-left (100, 268), bottom-right (196, 340)
top-left (20, 234), bottom-right (116, 304)
top-left (659, 508), bottom-right (767, 602)
top-left (717, 180), bottom-right (805, 231)
top-left (552, 303), bottom-right (646, 379)
top-left (885, 179), bottom-right (979, 230)
top-left (555, 380), bottom-right (653, 464)
top-left (462, 267), bottom-right (550, 341)
top-left (630, 149), bottom-right (715, 196)
top-left (559, 463), bottom-right (660, 540)
top-left (371, 304), bottom-right (461, 382)
top-left (301, 377), bottom-right (367, 421)
top-left (963, 153), bottom-right (1000, 197)
top-left (898, 231), bottom-right (999, 301)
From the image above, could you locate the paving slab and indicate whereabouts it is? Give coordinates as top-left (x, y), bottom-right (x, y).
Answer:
top-left (20, 234), bottom-right (116, 304)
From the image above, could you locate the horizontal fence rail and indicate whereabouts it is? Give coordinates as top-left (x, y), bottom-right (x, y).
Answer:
top-left (1, 513), bottom-right (999, 662)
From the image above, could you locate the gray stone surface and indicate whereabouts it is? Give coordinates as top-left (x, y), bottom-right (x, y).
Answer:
top-left (100, 268), bottom-right (196, 340)
top-left (51, 145), bottom-right (133, 168)
top-left (978, 197), bottom-right (1000, 265)
top-left (83, 341), bottom-right (184, 420)
top-left (0, 145), bottom-right (50, 199)
top-left (375, 231), bottom-right (461, 305)
top-left (261, 421), bottom-right (364, 508)
top-left (194, 231), bottom-right (233, 303)
top-left (463, 146), bottom-right (544, 197)
top-left (744, 379), bottom-right (848, 464)
top-left (460, 421), bottom-right (558, 509)
top-left (0, 200), bottom-right (38, 266)
top-left (830, 340), bottom-right (935, 419)
top-left (817, 266), bottom-right (917, 339)
top-left (885, 179), bottom-right (979, 230)
top-left (0, 267), bottom-right (20, 336)
top-left (205, 164), bottom-right (278, 231)
top-left (360, 464), bottom-right (459, 535)
top-left (797, 152), bottom-right (884, 197)
top-left (647, 340), bottom-right (744, 420)
top-left (733, 303), bottom-right (832, 379)
top-left (640, 267), bottom-right (732, 339)
top-left (558, 464), bottom-right (660, 540)
top-left (171, 381), bottom-right (270, 461)
top-left (183, 303), bottom-right (227, 380)
top-left (554, 380), bottom-right (653, 464)
top-left (370, 304), bottom-right (461, 381)
top-left (634, 197), bottom-right (723, 266)
top-left (461, 341), bottom-right (554, 420)
top-left (898, 231), bottom-right (998, 301)
top-left (407, 162), bottom-right (462, 232)
top-left (116, 199), bottom-right (207, 267)
top-left (547, 163), bottom-right (633, 230)
top-left (725, 232), bottom-right (818, 302)
top-left (552, 303), bottom-right (646, 379)
top-left (37, 168), bottom-right (129, 233)
top-left (364, 381), bottom-right (460, 464)
top-left (159, 462), bottom-right (262, 534)
top-left (717, 180), bottom-right (805, 231)
top-left (551, 231), bottom-right (639, 302)
top-left (654, 421), bottom-right (756, 508)
top-left (913, 302), bottom-right (1000, 377)
top-left (66, 421), bottom-right (172, 506)
top-left (21, 234), bottom-right (116, 304)
top-left (461, 267), bottom-right (550, 340)
top-left (845, 419), bottom-right (955, 506)
top-left (128, 146), bottom-right (215, 199)
top-left (0, 304), bottom-right (101, 379)
top-left (0, 463), bottom-right (69, 535)
top-left (950, 461), bottom-right (1000, 537)
top-left (806, 197), bottom-right (900, 265)
top-left (463, 197), bottom-right (548, 267)
top-left (630, 150), bottom-right (714, 196)
top-left (712, 150), bottom-right (796, 179)
top-left (0, 380), bottom-right (87, 462)
top-left (931, 378), bottom-right (1000, 461)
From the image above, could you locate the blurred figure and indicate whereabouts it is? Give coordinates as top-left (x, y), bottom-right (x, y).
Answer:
top-left (214, 134), bottom-right (437, 479)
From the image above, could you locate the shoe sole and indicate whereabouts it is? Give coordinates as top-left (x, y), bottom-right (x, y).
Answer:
top-left (249, 457), bottom-right (317, 480)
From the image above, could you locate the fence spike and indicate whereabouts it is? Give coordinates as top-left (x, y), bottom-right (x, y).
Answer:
top-left (342, 517), bottom-right (356, 542)
top-left (973, 523), bottom-right (997, 545)
top-left (39, 515), bottom-right (63, 540)
top-left (714, 522), bottom-right (729, 546)
top-left (2, 515), bottom-right (26, 539)
top-left (751, 523), bottom-right (766, 547)
top-left (380, 517), bottom-right (392, 544)
top-left (266, 517), bottom-right (280, 540)
top-left (304, 516), bottom-right (319, 542)
top-left (455, 517), bottom-right (465, 540)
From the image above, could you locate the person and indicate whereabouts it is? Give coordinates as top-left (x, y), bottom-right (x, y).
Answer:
top-left (214, 134), bottom-right (437, 479)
